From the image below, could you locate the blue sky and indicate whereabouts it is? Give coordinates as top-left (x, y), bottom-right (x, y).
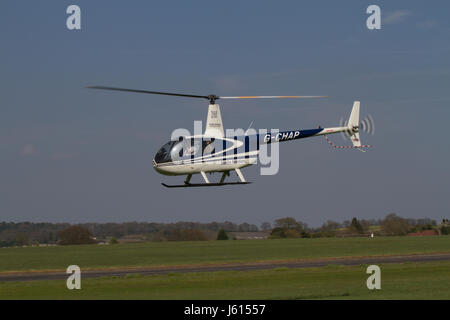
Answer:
top-left (1, 1), bottom-right (449, 227)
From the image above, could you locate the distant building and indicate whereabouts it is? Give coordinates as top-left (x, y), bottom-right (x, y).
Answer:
top-left (338, 233), bottom-right (372, 238)
top-left (407, 229), bottom-right (437, 237)
top-left (228, 231), bottom-right (270, 240)
top-left (117, 234), bottom-right (146, 243)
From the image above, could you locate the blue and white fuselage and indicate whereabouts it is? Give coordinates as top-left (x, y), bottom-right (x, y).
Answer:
top-left (153, 101), bottom-right (362, 184)
top-left (86, 85), bottom-right (356, 186)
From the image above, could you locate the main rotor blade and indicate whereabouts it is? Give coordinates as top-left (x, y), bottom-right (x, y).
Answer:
top-left (220, 95), bottom-right (327, 99)
top-left (86, 86), bottom-right (327, 103)
top-left (86, 86), bottom-right (210, 100)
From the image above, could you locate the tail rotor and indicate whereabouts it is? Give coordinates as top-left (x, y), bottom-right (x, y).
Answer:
top-left (360, 114), bottom-right (375, 136)
top-left (339, 114), bottom-right (375, 140)
top-left (325, 101), bottom-right (374, 151)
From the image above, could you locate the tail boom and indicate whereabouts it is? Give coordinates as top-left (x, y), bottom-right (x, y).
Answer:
top-left (260, 100), bottom-right (370, 149)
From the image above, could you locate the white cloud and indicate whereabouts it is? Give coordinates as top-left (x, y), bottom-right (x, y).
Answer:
top-left (20, 144), bottom-right (36, 156)
top-left (384, 10), bottom-right (412, 25)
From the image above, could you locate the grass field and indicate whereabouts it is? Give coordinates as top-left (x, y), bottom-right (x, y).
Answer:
top-left (1, 236), bottom-right (449, 273)
top-left (1, 236), bottom-right (449, 300)
top-left (1, 261), bottom-right (450, 299)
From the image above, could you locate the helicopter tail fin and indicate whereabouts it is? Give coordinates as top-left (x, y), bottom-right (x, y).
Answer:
top-left (347, 101), bottom-right (361, 147)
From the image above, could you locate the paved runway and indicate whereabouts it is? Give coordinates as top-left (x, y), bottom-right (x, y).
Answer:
top-left (1, 252), bottom-right (450, 282)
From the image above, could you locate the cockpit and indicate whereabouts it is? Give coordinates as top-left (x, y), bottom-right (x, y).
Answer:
top-left (153, 137), bottom-right (216, 164)
top-left (153, 140), bottom-right (177, 164)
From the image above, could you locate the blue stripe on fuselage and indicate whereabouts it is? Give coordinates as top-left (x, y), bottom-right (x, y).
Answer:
top-left (249, 128), bottom-right (323, 145)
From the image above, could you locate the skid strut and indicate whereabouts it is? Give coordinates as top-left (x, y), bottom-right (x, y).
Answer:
top-left (184, 174), bottom-right (192, 185)
top-left (235, 168), bottom-right (246, 183)
top-left (162, 170), bottom-right (250, 188)
top-left (219, 171), bottom-right (228, 184)
top-left (200, 171), bottom-right (210, 184)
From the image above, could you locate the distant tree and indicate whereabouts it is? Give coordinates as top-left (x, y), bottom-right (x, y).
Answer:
top-left (223, 221), bottom-right (238, 232)
top-left (216, 229), bottom-right (229, 240)
top-left (320, 220), bottom-right (340, 233)
top-left (440, 219), bottom-right (450, 235)
top-left (238, 222), bottom-right (259, 232)
top-left (301, 230), bottom-right (311, 238)
top-left (260, 222), bottom-right (272, 231)
top-left (58, 226), bottom-right (96, 245)
top-left (148, 231), bottom-right (167, 242)
top-left (417, 218), bottom-right (437, 226)
top-left (284, 229), bottom-right (301, 238)
top-left (272, 217), bottom-right (308, 238)
top-left (348, 218), bottom-right (364, 234)
top-left (440, 226), bottom-right (450, 235)
top-left (359, 219), bottom-right (372, 231)
top-left (109, 237), bottom-right (119, 244)
top-left (381, 213), bottom-right (410, 236)
top-left (14, 233), bottom-right (30, 246)
top-left (274, 217), bottom-right (299, 230)
top-left (317, 220), bottom-right (340, 237)
top-left (269, 227), bottom-right (286, 239)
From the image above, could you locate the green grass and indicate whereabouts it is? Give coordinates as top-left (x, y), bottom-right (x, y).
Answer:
top-left (1, 261), bottom-right (450, 299)
top-left (1, 236), bottom-right (449, 272)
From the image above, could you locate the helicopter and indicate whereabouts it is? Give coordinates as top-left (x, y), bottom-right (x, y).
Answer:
top-left (87, 86), bottom-right (371, 188)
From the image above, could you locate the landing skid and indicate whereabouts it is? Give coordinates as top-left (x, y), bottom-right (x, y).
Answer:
top-left (162, 169), bottom-right (250, 188)
top-left (162, 182), bottom-right (251, 188)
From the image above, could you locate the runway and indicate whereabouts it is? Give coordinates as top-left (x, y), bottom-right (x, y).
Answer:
top-left (1, 252), bottom-right (450, 282)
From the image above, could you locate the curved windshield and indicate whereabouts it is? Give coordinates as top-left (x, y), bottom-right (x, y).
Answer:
top-left (154, 138), bottom-right (217, 164)
top-left (154, 141), bottom-right (177, 164)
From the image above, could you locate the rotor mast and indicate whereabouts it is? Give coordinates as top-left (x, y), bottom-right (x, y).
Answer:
top-left (207, 94), bottom-right (219, 104)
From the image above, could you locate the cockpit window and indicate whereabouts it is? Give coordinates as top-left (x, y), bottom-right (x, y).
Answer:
top-left (154, 138), bottom-right (218, 164)
top-left (154, 141), bottom-right (177, 163)
top-left (202, 139), bottom-right (215, 156)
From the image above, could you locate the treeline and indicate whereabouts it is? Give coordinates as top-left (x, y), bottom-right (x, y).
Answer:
top-left (0, 221), bottom-right (259, 247)
top-left (0, 222), bottom-right (68, 247)
top-left (85, 221), bottom-right (259, 238)
top-left (269, 214), bottom-right (448, 239)
top-left (0, 215), bottom-right (448, 247)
